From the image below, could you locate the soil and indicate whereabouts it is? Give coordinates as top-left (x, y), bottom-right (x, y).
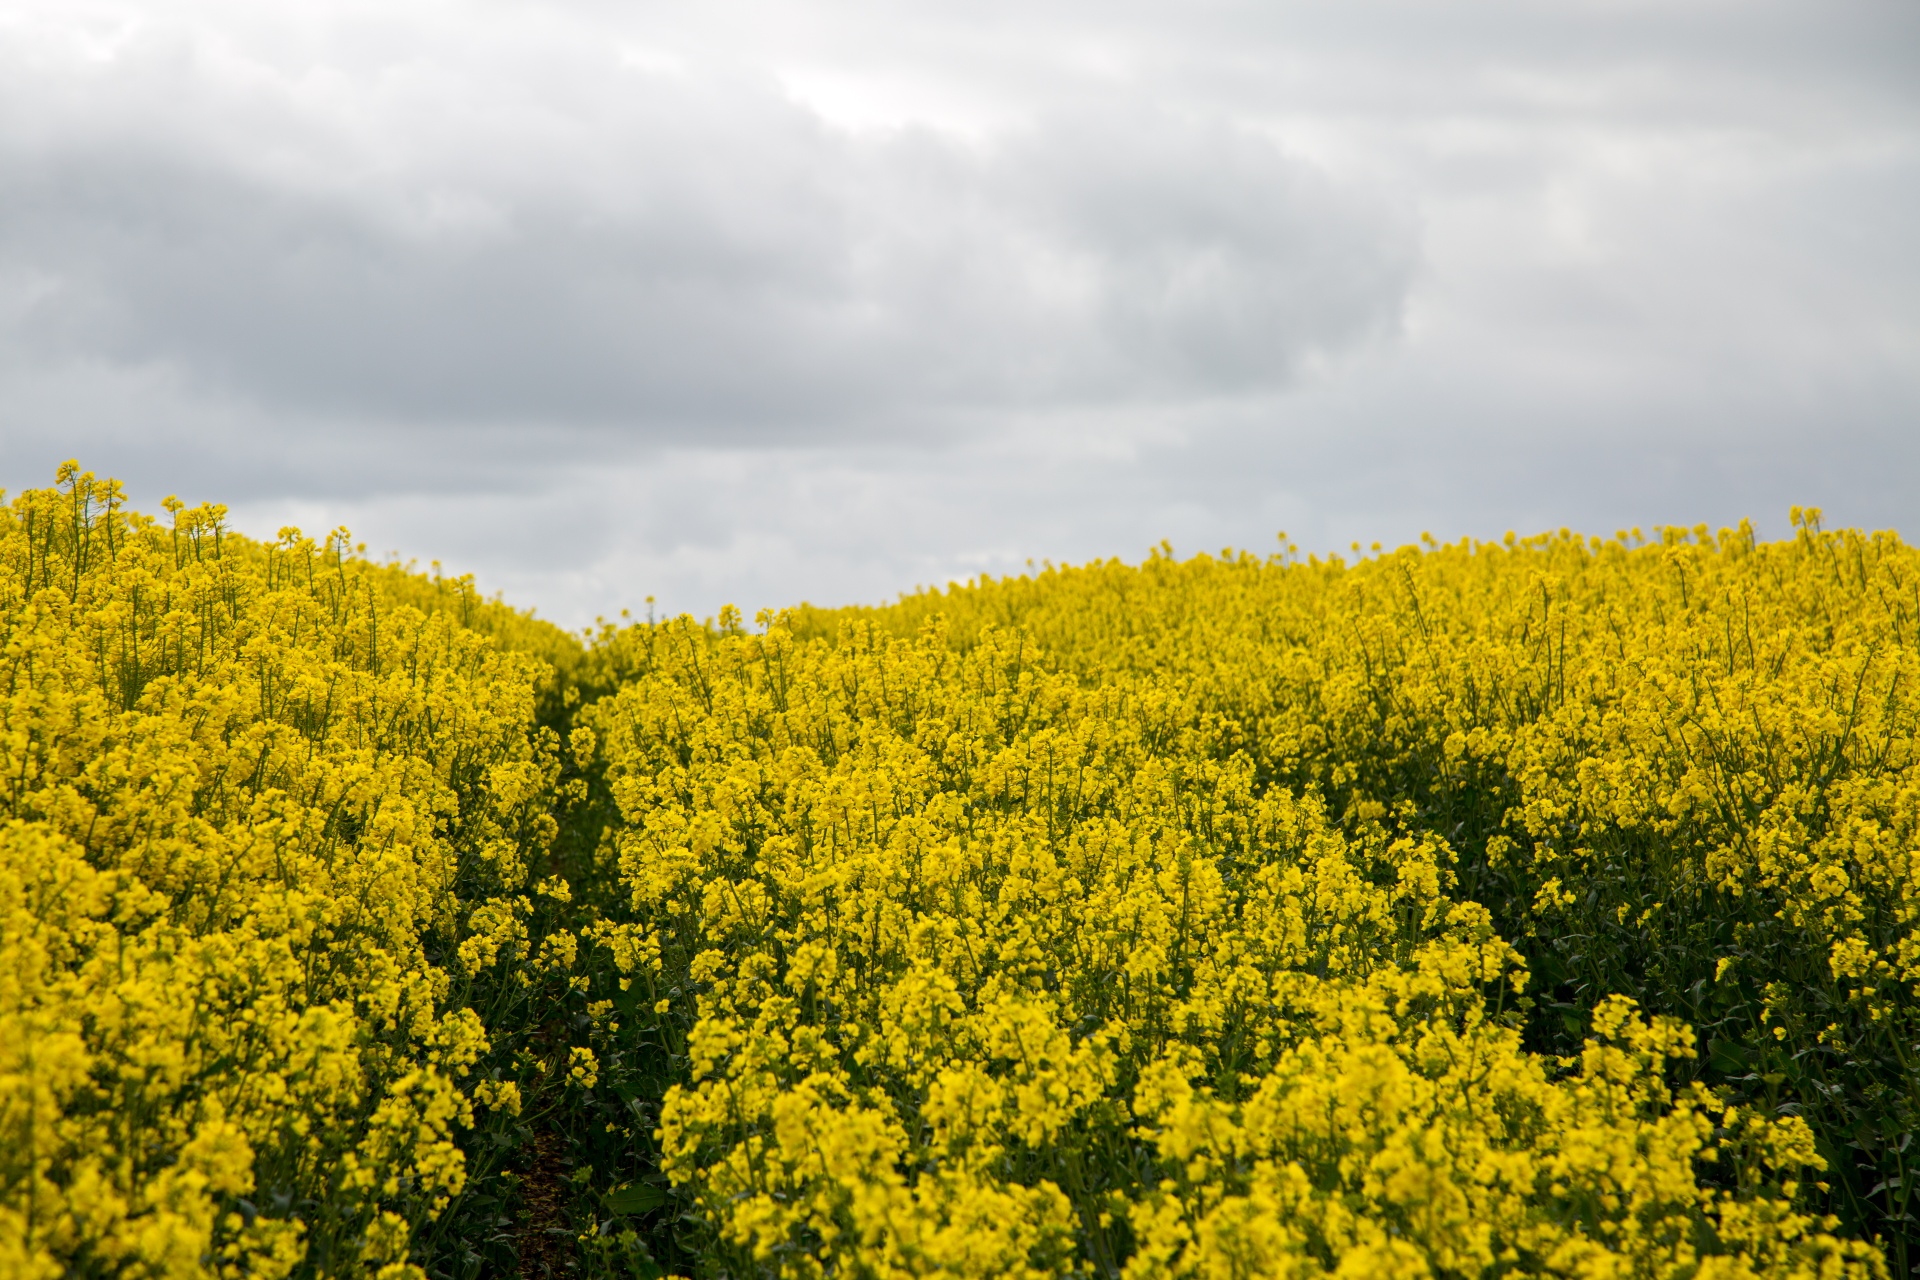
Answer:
top-left (516, 1129), bottom-right (576, 1278)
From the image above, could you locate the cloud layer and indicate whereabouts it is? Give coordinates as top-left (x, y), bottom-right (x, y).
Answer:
top-left (2, 0), bottom-right (1916, 623)
top-left (1, 9), bottom-right (1412, 465)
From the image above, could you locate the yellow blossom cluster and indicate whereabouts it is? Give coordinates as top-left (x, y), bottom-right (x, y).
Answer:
top-left (7, 465), bottom-right (1907, 1279)
top-left (806, 514), bottom-right (1920, 1262)
top-left (1, 466), bottom-right (573, 1278)
top-left (585, 583), bottom-right (1886, 1276)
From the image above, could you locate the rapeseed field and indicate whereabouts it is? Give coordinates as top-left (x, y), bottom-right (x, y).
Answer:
top-left (4, 465), bottom-right (1915, 1278)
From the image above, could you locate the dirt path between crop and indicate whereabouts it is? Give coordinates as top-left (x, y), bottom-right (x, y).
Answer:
top-left (517, 1129), bottom-right (574, 1278)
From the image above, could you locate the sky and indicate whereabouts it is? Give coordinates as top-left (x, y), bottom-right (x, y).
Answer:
top-left (2, 0), bottom-right (1916, 627)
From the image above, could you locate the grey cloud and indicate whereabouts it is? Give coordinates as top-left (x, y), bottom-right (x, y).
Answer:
top-left (2, 0), bottom-right (1916, 626)
top-left (996, 111), bottom-right (1410, 391)
top-left (0, 39), bottom-right (1413, 452)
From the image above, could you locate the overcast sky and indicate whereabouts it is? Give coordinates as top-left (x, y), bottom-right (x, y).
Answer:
top-left (3, 0), bottom-right (1916, 625)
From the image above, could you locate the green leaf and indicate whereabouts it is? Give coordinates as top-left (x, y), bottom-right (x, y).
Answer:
top-left (1709, 1038), bottom-right (1749, 1073)
top-left (605, 1183), bottom-right (668, 1216)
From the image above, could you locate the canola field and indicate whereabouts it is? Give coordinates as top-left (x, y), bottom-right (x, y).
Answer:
top-left (5, 465), bottom-right (1918, 1279)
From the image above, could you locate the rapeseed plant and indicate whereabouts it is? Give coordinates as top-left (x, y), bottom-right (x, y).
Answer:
top-left (1, 466), bottom-right (579, 1277)
top-left (5, 466), bottom-right (1910, 1277)
top-left (580, 612), bottom-right (1884, 1278)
